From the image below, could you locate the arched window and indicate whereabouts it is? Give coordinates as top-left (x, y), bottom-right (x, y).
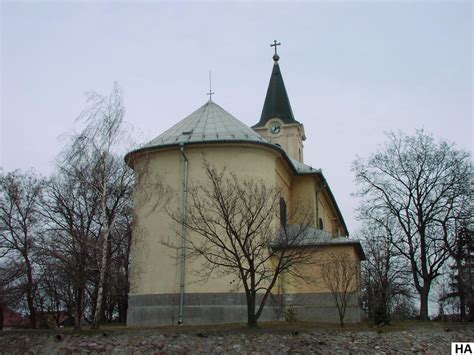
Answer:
top-left (318, 218), bottom-right (324, 230)
top-left (280, 198), bottom-right (287, 226)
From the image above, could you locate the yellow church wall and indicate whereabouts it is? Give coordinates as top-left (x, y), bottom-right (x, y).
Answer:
top-left (129, 141), bottom-right (355, 302)
top-left (281, 245), bottom-right (361, 295)
top-left (278, 174), bottom-right (346, 238)
top-left (183, 144), bottom-right (279, 294)
top-left (129, 143), bottom-right (282, 297)
top-left (316, 187), bottom-right (345, 237)
top-left (275, 157), bottom-right (293, 214)
top-left (129, 149), bottom-right (181, 296)
top-left (290, 176), bottom-right (316, 226)
top-left (317, 193), bottom-right (331, 234)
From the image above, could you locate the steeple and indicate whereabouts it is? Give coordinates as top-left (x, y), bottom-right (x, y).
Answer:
top-left (252, 41), bottom-right (299, 128)
top-left (252, 41), bottom-right (306, 163)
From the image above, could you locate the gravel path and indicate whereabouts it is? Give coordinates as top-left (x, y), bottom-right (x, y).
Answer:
top-left (1, 325), bottom-right (472, 354)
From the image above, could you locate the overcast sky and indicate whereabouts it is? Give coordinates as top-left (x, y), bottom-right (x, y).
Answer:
top-left (1, 1), bottom-right (472, 234)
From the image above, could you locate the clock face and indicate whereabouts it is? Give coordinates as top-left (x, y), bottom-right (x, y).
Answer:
top-left (270, 124), bottom-right (281, 134)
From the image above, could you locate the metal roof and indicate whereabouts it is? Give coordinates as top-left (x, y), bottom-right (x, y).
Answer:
top-left (272, 225), bottom-right (366, 260)
top-left (133, 99), bottom-right (318, 174)
top-left (142, 100), bottom-right (267, 149)
top-left (288, 156), bottom-right (321, 174)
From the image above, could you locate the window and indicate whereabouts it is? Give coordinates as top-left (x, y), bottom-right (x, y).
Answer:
top-left (280, 198), bottom-right (287, 226)
top-left (319, 218), bottom-right (324, 230)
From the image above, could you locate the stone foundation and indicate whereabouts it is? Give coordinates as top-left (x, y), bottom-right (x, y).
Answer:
top-left (127, 292), bottom-right (360, 326)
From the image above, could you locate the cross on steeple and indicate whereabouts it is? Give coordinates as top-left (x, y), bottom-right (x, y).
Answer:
top-left (271, 40), bottom-right (281, 56)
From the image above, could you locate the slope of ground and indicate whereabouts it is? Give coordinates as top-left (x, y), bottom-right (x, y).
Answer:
top-left (1, 321), bottom-right (472, 354)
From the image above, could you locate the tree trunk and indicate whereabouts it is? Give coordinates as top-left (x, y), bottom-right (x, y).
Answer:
top-left (101, 283), bottom-right (107, 323)
top-left (102, 235), bottom-right (113, 323)
top-left (118, 290), bottom-right (128, 323)
top-left (337, 302), bottom-right (345, 328)
top-left (246, 293), bottom-right (257, 328)
top-left (339, 318), bottom-right (344, 328)
top-left (468, 299), bottom-right (474, 322)
top-left (73, 282), bottom-right (84, 330)
top-left (93, 182), bottom-right (114, 328)
top-left (25, 258), bottom-right (37, 329)
top-left (93, 230), bottom-right (109, 329)
top-left (26, 293), bottom-right (37, 328)
top-left (419, 285), bottom-right (430, 320)
top-left (459, 293), bottom-right (466, 321)
top-left (73, 305), bottom-right (81, 330)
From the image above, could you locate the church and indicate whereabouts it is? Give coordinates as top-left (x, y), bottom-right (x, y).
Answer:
top-left (125, 43), bottom-right (365, 326)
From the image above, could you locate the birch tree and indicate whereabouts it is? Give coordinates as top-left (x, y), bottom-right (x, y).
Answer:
top-left (39, 84), bottom-right (133, 328)
top-left (61, 83), bottom-right (133, 328)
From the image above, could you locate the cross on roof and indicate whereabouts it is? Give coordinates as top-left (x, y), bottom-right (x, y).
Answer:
top-left (271, 40), bottom-right (281, 55)
top-left (207, 70), bottom-right (215, 101)
top-left (207, 89), bottom-right (215, 101)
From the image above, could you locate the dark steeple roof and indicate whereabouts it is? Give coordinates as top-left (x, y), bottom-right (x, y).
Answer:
top-left (253, 52), bottom-right (299, 128)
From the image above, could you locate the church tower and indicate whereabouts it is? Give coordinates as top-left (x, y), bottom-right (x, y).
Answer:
top-left (252, 41), bottom-right (306, 163)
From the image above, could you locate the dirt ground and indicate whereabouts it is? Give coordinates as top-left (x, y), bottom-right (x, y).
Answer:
top-left (1, 321), bottom-right (473, 354)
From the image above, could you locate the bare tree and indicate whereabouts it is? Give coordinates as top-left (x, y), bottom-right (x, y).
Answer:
top-left (31, 84), bottom-right (134, 328)
top-left (166, 162), bottom-right (312, 327)
top-left (353, 130), bottom-right (471, 320)
top-left (0, 170), bottom-right (44, 328)
top-left (41, 171), bottom-right (100, 329)
top-left (35, 255), bottom-right (70, 328)
top-left (320, 251), bottom-right (359, 327)
top-left (41, 152), bottom-right (133, 328)
top-left (41, 84), bottom-right (133, 328)
top-left (442, 176), bottom-right (473, 321)
top-left (443, 221), bottom-right (474, 321)
top-left (0, 260), bottom-right (26, 329)
top-left (436, 269), bottom-right (462, 321)
top-left (358, 220), bottom-right (412, 325)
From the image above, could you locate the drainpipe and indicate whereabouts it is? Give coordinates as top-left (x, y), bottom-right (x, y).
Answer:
top-left (178, 143), bottom-right (188, 325)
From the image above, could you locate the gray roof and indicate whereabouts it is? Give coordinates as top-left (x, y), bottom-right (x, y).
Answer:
top-left (289, 157), bottom-right (321, 174)
top-left (132, 100), bottom-right (319, 175)
top-left (272, 225), bottom-right (365, 259)
top-left (142, 100), bottom-right (267, 149)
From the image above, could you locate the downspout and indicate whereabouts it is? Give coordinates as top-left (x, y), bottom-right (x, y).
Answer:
top-left (178, 143), bottom-right (188, 325)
